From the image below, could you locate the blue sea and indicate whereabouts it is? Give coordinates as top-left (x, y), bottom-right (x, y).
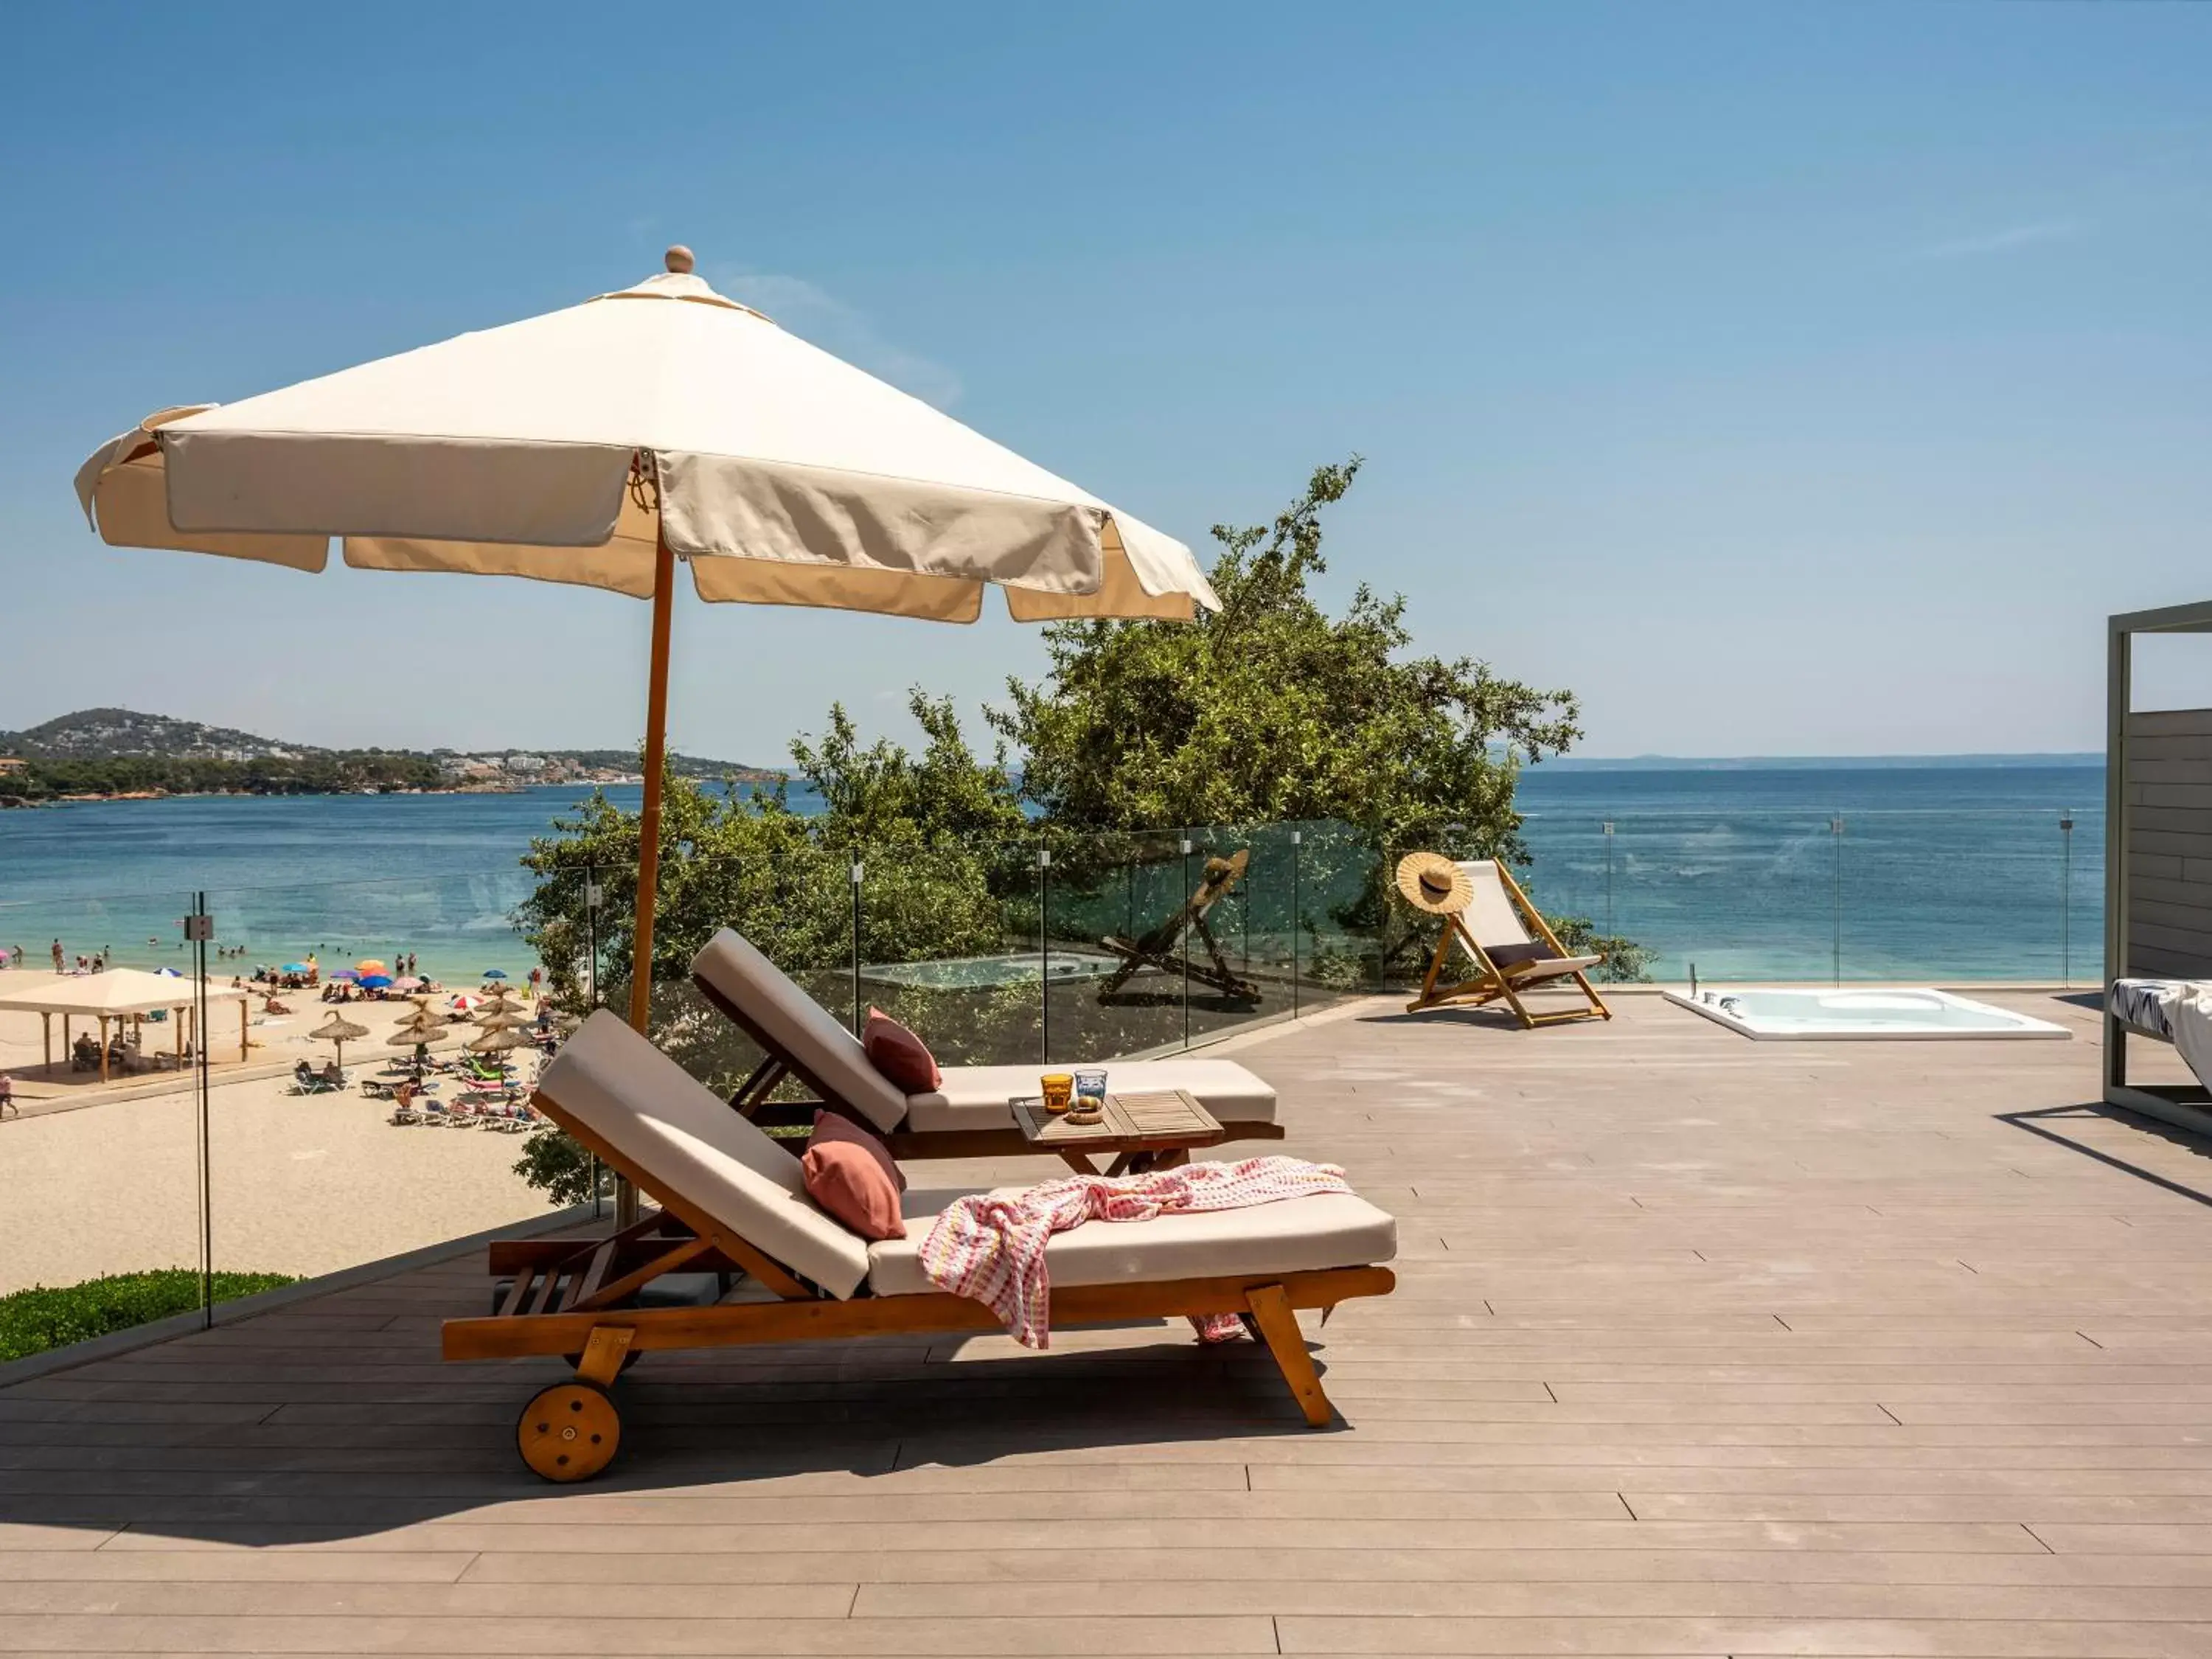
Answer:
top-left (0, 765), bottom-right (2105, 985)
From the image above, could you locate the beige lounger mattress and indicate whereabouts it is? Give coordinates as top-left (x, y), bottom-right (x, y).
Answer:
top-left (867, 1187), bottom-right (1395, 1297)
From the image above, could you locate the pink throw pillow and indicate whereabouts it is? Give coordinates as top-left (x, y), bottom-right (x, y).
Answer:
top-left (863, 1006), bottom-right (942, 1093)
top-left (801, 1110), bottom-right (906, 1241)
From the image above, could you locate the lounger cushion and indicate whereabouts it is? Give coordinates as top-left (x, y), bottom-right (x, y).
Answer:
top-left (691, 931), bottom-right (910, 1133)
top-left (863, 1006), bottom-right (942, 1093)
top-left (866, 1188), bottom-right (1397, 1298)
top-left (539, 1012), bottom-right (873, 1299)
top-left (900, 1059), bottom-right (1279, 1135)
top-left (801, 1110), bottom-right (907, 1242)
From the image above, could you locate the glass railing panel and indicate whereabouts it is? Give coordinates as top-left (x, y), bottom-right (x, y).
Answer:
top-left (1043, 828), bottom-right (1193, 1062)
top-left (1835, 808), bottom-right (2101, 984)
top-left (858, 835), bottom-right (1042, 1071)
top-left (1600, 813), bottom-right (1837, 984)
top-left (0, 889), bottom-right (276, 1357)
top-left (191, 871), bottom-right (565, 1288)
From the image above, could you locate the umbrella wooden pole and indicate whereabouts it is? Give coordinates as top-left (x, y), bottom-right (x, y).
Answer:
top-left (618, 528), bottom-right (678, 1225)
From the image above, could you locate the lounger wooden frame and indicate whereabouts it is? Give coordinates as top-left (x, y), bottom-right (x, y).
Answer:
top-left (442, 1087), bottom-right (1395, 1476)
top-left (1099, 847), bottom-right (1259, 1004)
top-left (692, 967), bottom-right (1285, 1160)
top-left (1405, 861), bottom-right (1613, 1029)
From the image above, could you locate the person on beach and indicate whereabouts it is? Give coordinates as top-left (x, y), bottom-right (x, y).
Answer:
top-left (0, 1072), bottom-right (15, 1118)
top-left (52, 940), bottom-right (63, 972)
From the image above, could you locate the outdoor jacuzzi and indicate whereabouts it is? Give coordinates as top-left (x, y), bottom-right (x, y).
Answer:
top-left (1664, 987), bottom-right (2069, 1040)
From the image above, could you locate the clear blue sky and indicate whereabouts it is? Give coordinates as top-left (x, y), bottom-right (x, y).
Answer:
top-left (3, 2), bottom-right (2208, 763)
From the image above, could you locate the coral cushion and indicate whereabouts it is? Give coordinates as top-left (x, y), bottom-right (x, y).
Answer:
top-left (801, 1110), bottom-right (907, 1242)
top-left (862, 1006), bottom-right (942, 1093)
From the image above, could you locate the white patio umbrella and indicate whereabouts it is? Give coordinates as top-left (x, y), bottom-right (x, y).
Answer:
top-left (74, 246), bottom-right (1220, 1051)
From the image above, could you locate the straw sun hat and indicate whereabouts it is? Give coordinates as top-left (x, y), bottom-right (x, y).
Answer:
top-left (1394, 852), bottom-right (1474, 916)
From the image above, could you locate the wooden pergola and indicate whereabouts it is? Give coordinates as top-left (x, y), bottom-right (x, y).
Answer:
top-left (0, 970), bottom-right (251, 1085)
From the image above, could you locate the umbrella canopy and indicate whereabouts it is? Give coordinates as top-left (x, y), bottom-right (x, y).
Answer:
top-left (74, 249), bottom-right (1217, 624)
top-left (329, 969), bottom-right (360, 982)
top-left (480, 969), bottom-right (509, 981)
top-left (279, 963), bottom-right (310, 975)
top-left (468, 1026), bottom-right (531, 1055)
top-left (358, 975), bottom-right (394, 990)
top-left (355, 959), bottom-right (389, 975)
top-left (393, 975), bottom-right (423, 990)
top-left (447, 992), bottom-right (483, 1013)
top-left (473, 1009), bottom-right (531, 1032)
top-left (311, 1015), bottom-right (371, 1042)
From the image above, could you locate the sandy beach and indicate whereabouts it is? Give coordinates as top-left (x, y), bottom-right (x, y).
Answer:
top-left (0, 986), bottom-right (557, 1295)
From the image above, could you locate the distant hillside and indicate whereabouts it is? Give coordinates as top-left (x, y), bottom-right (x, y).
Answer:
top-left (0, 708), bottom-right (768, 779)
top-left (0, 708), bottom-right (311, 762)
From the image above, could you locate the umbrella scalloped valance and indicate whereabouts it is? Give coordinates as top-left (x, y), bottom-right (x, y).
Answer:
top-left (74, 254), bottom-right (1218, 625)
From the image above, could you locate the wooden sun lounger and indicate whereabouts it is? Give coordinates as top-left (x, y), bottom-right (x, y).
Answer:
top-left (443, 1012), bottom-right (1397, 1482)
top-left (1099, 846), bottom-right (1259, 1003)
top-left (1405, 859), bottom-right (1612, 1029)
top-left (690, 929), bottom-right (1284, 1161)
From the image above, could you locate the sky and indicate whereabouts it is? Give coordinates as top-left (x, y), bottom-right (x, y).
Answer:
top-left (1, 1), bottom-right (2208, 765)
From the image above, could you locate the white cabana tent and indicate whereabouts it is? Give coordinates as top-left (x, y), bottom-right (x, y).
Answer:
top-left (0, 970), bottom-right (251, 1083)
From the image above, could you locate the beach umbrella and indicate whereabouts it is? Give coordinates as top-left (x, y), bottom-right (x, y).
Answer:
top-left (73, 245), bottom-right (1220, 1057)
top-left (279, 963), bottom-right (309, 976)
top-left (358, 974), bottom-right (394, 990)
top-left (473, 1008), bottom-right (531, 1032)
top-left (309, 1012), bottom-right (369, 1071)
top-left (468, 1026), bottom-right (530, 1056)
top-left (393, 975), bottom-right (422, 990)
top-left (355, 959), bottom-right (388, 974)
top-left (480, 968), bottom-right (509, 981)
top-left (447, 992), bottom-right (483, 1014)
top-left (329, 969), bottom-right (360, 982)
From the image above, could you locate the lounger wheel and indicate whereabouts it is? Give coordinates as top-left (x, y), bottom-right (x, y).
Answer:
top-left (516, 1380), bottom-right (620, 1483)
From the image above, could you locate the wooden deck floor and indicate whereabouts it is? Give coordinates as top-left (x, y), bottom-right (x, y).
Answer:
top-left (7, 988), bottom-right (2212, 1655)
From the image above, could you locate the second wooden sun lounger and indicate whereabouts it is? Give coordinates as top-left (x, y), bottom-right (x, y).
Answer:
top-left (690, 928), bottom-right (1284, 1158)
top-left (443, 1011), bottom-right (1399, 1481)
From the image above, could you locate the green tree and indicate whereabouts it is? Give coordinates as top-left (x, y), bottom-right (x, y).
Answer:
top-left (991, 458), bottom-right (1582, 861)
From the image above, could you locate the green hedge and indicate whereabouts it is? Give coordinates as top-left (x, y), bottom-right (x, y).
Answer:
top-left (0, 1270), bottom-right (299, 1363)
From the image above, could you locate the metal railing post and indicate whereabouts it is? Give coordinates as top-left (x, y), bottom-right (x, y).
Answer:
top-left (849, 860), bottom-right (864, 1036)
top-left (1038, 846), bottom-right (1051, 1065)
top-left (1601, 820), bottom-right (1615, 936)
top-left (1180, 834), bottom-right (1193, 1050)
top-left (1830, 814), bottom-right (1844, 986)
top-left (1290, 828), bottom-right (1302, 1020)
top-left (2060, 810), bottom-right (2075, 987)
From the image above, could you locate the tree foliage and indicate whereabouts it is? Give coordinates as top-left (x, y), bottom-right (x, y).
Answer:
top-left (992, 459), bottom-right (1582, 862)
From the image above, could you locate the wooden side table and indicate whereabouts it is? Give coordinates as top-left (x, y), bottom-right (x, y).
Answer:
top-left (1009, 1088), bottom-right (1226, 1176)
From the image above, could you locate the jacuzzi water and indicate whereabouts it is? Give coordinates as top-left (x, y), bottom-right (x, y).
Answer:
top-left (1664, 986), bottom-right (2069, 1040)
top-left (860, 950), bottom-right (1123, 991)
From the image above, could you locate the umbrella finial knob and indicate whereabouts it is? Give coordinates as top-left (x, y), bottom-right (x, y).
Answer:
top-left (664, 244), bottom-right (695, 275)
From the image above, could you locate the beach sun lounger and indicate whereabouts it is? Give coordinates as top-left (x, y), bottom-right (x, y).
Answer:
top-left (1099, 846), bottom-right (1259, 1004)
top-left (442, 1011), bottom-right (1397, 1481)
top-left (1405, 859), bottom-right (1612, 1029)
top-left (690, 929), bottom-right (1282, 1159)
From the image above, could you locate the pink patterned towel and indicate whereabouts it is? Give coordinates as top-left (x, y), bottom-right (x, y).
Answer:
top-left (916, 1156), bottom-right (1353, 1349)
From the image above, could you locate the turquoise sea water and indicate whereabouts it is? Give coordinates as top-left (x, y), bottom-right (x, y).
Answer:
top-left (0, 766), bottom-right (2106, 985)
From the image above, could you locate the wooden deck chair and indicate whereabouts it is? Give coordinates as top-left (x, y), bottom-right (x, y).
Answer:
top-left (1405, 859), bottom-right (1612, 1029)
top-left (1099, 846), bottom-right (1259, 1003)
top-left (690, 929), bottom-right (1284, 1160)
top-left (443, 1011), bottom-right (1398, 1481)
